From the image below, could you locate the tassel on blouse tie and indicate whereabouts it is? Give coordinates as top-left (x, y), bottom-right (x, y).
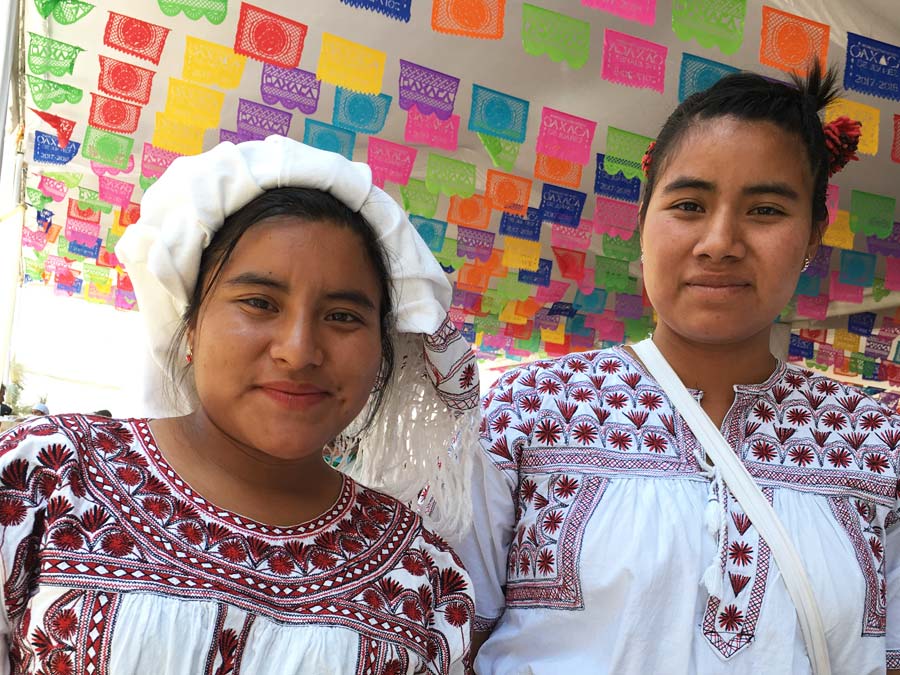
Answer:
top-left (694, 446), bottom-right (727, 600)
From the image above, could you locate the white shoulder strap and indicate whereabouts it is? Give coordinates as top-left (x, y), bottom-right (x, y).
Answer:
top-left (632, 339), bottom-right (831, 675)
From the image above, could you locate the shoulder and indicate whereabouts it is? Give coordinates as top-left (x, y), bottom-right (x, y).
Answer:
top-left (781, 364), bottom-right (897, 419)
top-left (0, 414), bottom-right (146, 482)
top-left (481, 347), bottom-right (626, 408)
top-left (353, 481), bottom-right (462, 558)
top-left (0, 415), bottom-right (81, 459)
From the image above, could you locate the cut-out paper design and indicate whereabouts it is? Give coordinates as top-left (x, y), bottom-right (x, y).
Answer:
top-left (27, 33), bottom-right (84, 77)
top-left (521, 4), bottom-right (590, 70)
top-left (759, 6), bottom-right (829, 76)
top-left (34, 0), bottom-right (95, 24)
top-left (540, 184), bottom-right (587, 228)
top-left (678, 53), bottom-right (738, 102)
top-left (594, 153), bottom-right (640, 202)
top-left (601, 29), bottom-right (667, 93)
top-left (153, 112), bottom-right (205, 155)
top-left (671, 0), bottom-right (746, 55)
top-left (536, 107), bottom-right (596, 165)
top-left (850, 190), bottom-right (896, 239)
top-left (31, 109), bottom-right (76, 148)
top-left (398, 60), bottom-right (460, 119)
top-left (580, 0), bottom-right (654, 25)
top-left (104, 12), bottom-right (171, 65)
top-left (158, 0), bottom-right (228, 25)
top-left (27, 75), bottom-right (83, 110)
top-left (448, 194), bottom-right (491, 229)
top-left (405, 107), bottom-right (460, 151)
top-left (425, 153), bottom-right (477, 198)
top-left (317, 33), bottom-right (386, 95)
top-left (140, 143), bottom-right (170, 191)
top-left (98, 56), bottom-right (156, 105)
top-left (184, 37), bottom-right (247, 89)
top-left (33, 131), bottom-right (80, 165)
top-left (826, 98), bottom-right (880, 156)
top-left (260, 64), bottom-right (320, 113)
top-left (166, 79), bottom-right (226, 128)
top-left (534, 153), bottom-right (582, 189)
top-left (844, 33), bottom-right (900, 103)
top-left (303, 119), bottom-right (355, 159)
top-left (234, 3), bottom-right (307, 68)
top-left (401, 179), bottom-right (439, 218)
top-left (469, 84), bottom-right (529, 143)
top-left (340, 0), bottom-right (412, 22)
top-left (432, 0), bottom-right (506, 40)
top-left (477, 132), bottom-right (520, 170)
top-left (485, 169), bottom-right (532, 215)
top-left (88, 93), bottom-right (142, 135)
top-left (368, 138), bottom-right (417, 188)
top-left (499, 207), bottom-right (542, 241)
top-left (604, 126), bottom-right (654, 180)
top-left (333, 87), bottom-right (391, 135)
top-left (81, 126), bottom-right (134, 170)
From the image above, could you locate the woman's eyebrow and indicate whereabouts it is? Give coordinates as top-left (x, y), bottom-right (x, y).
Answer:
top-left (224, 272), bottom-right (289, 291)
top-left (742, 182), bottom-right (800, 200)
top-left (324, 290), bottom-right (377, 311)
top-left (661, 176), bottom-right (716, 194)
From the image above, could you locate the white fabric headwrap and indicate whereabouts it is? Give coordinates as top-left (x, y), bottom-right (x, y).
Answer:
top-left (116, 135), bottom-right (479, 539)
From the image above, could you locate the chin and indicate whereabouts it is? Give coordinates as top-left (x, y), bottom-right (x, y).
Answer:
top-left (241, 429), bottom-right (332, 462)
top-left (676, 322), bottom-right (774, 346)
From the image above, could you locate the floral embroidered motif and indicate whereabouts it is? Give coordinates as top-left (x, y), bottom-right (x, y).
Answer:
top-left (702, 487), bottom-right (772, 659)
top-left (828, 497), bottom-right (886, 636)
top-left (0, 415), bottom-right (473, 675)
top-left (478, 345), bottom-right (900, 661)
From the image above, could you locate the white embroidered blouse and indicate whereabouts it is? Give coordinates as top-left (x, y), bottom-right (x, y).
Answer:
top-left (456, 346), bottom-right (900, 674)
top-left (0, 414), bottom-right (473, 674)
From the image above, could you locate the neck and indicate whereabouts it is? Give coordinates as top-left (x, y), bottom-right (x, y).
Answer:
top-left (151, 411), bottom-right (343, 526)
top-left (649, 323), bottom-right (778, 425)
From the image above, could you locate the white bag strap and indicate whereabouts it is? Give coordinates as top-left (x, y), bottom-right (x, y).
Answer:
top-left (632, 339), bottom-right (831, 675)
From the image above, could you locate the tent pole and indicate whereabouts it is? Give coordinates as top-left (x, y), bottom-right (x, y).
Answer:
top-left (0, 0), bottom-right (22, 385)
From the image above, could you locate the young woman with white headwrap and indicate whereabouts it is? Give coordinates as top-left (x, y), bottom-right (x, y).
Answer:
top-left (0, 137), bottom-right (479, 674)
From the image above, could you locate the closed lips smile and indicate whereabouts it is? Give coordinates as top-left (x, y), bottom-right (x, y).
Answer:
top-left (685, 276), bottom-right (750, 288)
top-left (258, 382), bottom-right (331, 409)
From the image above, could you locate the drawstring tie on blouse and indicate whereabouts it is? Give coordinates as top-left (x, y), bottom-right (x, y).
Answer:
top-left (695, 449), bottom-right (727, 599)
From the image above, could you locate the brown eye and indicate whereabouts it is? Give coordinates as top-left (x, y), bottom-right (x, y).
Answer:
top-left (750, 206), bottom-right (784, 216)
top-left (327, 311), bottom-right (361, 324)
top-left (242, 297), bottom-right (274, 311)
top-left (674, 201), bottom-right (702, 212)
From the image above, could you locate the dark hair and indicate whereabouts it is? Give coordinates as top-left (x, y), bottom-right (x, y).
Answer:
top-left (639, 61), bottom-right (840, 239)
top-left (166, 187), bottom-right (396, 431)
top-left (93, 409), bottom-right (112, 418)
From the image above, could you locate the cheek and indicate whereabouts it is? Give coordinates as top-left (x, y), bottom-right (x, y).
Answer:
top-left (332, 331), bottom-right (384, 395)
top-left (193, 310), bottom-right (266, 374)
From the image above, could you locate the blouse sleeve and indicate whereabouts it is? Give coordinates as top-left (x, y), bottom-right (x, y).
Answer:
top-left (406, 527), bottom-right (474, 675)
top-left (0, 417), bottom-right (73, 665)
top-left (453, 368), bottom-right (528, 632)
top-left (886, 496), bottom-right (900, 669)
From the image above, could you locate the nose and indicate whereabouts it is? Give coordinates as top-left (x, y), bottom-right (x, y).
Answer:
top-left (692, 207), bottom-right (746, 262)
top-left (269, 314), bottom-right (325, 369)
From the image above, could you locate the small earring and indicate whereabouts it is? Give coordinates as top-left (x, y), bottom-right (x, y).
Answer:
top-left (185, 346), bottom-right (193, 365)
top-left (801, 256), bottom-right (811, 272)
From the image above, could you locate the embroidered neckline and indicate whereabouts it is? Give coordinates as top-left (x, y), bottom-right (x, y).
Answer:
top-left (615, 344), bottom-right (787, 396)
top-left (133, 418), bottom-right (356, 538)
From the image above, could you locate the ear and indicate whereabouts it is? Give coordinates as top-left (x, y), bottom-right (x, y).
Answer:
top-left (806, 218), bottom-right (826, 261)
